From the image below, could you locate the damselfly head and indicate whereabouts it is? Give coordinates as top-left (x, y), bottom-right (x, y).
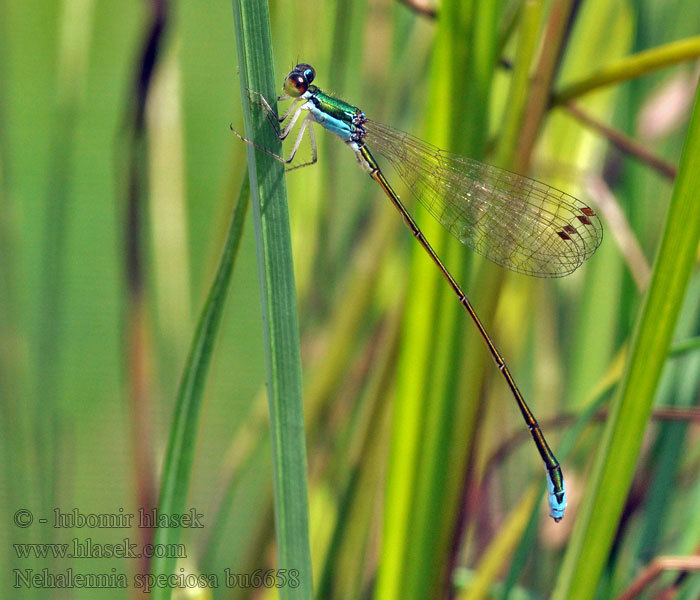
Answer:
top-left (284, 63), bottom-right (316, 97)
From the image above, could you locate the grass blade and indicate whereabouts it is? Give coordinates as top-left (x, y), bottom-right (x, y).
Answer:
top-left (553, 80), bottom-right (700, 600)
top-left (553, 35), bottom-right (700, 105)
top-left (150, 176), bottom-right (250, 600)
top-left (231, 1), bottom-right (313, 597)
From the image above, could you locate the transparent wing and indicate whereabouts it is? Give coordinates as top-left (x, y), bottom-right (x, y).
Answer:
top-left (364, 119), bottom-right (603, 277)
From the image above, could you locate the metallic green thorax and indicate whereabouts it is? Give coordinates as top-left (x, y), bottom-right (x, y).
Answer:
top-left (303, 85), bottom-right (368, 143)
top-left (307, 85), bottom-right (361, 124)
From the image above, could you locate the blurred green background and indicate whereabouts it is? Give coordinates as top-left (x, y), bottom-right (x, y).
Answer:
top-left (2, 0), bottom-right (700, 599)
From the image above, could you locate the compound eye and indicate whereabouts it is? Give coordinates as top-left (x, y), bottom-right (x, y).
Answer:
top-left (296, 63), bottom-right (315, 84)
top-left (284, 73), bottom-right (308, 97)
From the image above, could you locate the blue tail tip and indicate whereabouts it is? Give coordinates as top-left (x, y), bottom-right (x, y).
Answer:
top-left (546, 473), bottom-right (567, 522)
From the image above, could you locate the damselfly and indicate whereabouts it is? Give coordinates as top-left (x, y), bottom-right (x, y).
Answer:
top-left (233, 63), bottom-right (603, 521)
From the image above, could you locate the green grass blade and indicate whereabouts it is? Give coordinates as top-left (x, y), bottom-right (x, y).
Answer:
top-left (376, 3), bottom-right (503, 598)
top-left (494, 0), bottom-right (544, 168)
top-left (553, 80), bottom-right (700, 600)
top-left (669, 335), bottom-right (700, 356)
top-left (553, 35), bottom-right (700, 105)
top-left (231, 1), bottom-right (313, 597)
top-left (459, 486), bottom-right (539, 600)
top-left (150, 176), bottom-right (249, 600)
top-left (635, 278), bottom-right (700, 562)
